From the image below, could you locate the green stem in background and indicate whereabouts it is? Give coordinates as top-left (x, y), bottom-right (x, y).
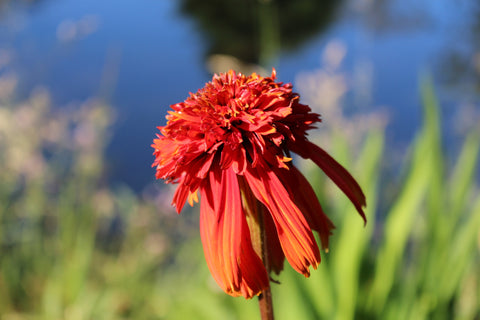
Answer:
top-left (257, 203), bottom-right (275, 320)
top-left (257, 0), bottom-right (280, 69)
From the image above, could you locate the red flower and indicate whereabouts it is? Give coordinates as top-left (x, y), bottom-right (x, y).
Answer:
top-left (152, 70), bottom-right (366, 299)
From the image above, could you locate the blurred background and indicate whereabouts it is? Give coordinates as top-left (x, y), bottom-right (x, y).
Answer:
top-left (0, 0), bottom-right (479, 319)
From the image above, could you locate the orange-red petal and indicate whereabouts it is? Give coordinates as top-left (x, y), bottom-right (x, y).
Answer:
top-left (199, 167), bottom-right (269, 298)
top-left (292, 140), bottom-right (367, 224)
top-left (244, 163), bottom-right (321, 276)
top-left (277, 165), bottom-right (335, 250)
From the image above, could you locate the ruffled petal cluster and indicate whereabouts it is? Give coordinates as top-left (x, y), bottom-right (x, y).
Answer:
top-left (152, 70), bottom-right (366, 298)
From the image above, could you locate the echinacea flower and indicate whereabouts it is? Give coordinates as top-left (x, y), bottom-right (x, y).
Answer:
top-left (152, 70), bottom-right (366, 299)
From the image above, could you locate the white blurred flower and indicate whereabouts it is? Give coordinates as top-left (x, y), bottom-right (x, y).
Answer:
top-left (56, 15), bottom-right (100, 43)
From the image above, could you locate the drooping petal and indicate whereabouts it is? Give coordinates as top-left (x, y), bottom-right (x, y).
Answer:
top-left (199, 167), bottom-right (269, 298)
top-left (171, 173), bottom-right (202, 213)
top-left (276, 165), bottom-right (335, 250)
top-left (244, 163), bottom-right (321, 276)
top-left (172, 178), bottom-right (189, 213)
top-left (291, 140), bottom-right (367, 224)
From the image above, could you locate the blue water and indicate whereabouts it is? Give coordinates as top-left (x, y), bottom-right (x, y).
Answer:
top-left (1, 0), bottom-right (479, 190)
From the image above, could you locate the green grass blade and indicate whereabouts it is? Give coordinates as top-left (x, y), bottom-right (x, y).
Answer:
top-left (367, 78), bottom-right (440, 314)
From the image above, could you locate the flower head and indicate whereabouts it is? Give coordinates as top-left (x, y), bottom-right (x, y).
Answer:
top-left (152, 70), bottom-right (366, 298)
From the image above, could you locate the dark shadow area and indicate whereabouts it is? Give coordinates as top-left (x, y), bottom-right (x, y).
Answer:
top-left (0, 0), bottom-right (49, 16)
top-left (180, 0), bottom-right (343, 68)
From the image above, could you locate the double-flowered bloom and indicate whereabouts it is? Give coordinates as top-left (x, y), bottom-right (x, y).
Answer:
top-left (152, 70), bottom-right (366, 299)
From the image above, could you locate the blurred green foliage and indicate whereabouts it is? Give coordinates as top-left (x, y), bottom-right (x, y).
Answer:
top-left (0, 80), bottom-right (479, 320)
